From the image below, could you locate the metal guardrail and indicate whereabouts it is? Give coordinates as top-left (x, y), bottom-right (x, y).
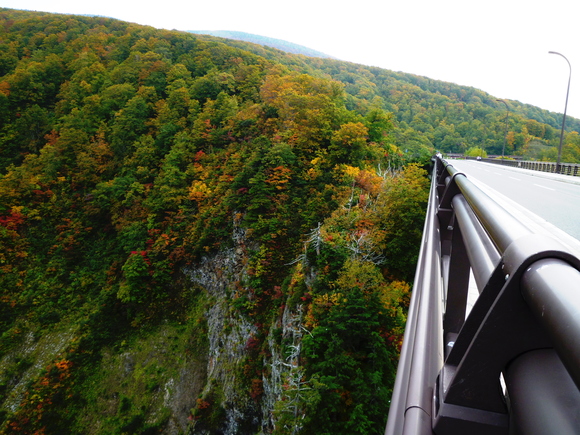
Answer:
top-left (465, 156), bottom-right (580, 176)
top-left (385, 156), bottom-right (580, 435)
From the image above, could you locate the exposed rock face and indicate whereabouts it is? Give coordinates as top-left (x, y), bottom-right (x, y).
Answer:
top-left (184, 216), bottom-right (309, 434)
top-left (261, 303), bottom-right (306, 434)
top-left (186, 218), bottom-right (263, 434)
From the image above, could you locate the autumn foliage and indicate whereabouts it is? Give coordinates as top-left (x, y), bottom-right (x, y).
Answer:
top-left (0, 8), bottom-right (431, 435)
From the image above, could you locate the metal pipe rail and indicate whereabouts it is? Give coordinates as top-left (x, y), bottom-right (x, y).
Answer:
top-left (385, 156), bottom-right (580, 435)
top-left (385, 160), bottom-right (444, 435)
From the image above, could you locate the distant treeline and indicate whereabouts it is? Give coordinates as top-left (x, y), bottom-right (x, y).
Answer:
top-left (198, 34), bottom-right (580, 162)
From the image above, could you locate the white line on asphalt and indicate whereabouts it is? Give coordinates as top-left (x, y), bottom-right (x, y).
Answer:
top-left (534, 183), bottom-right (555, 191)
top-left (509, 177), bottom-right (521, 181)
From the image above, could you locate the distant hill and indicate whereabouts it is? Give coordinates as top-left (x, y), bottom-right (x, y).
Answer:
top-left (188, 30), bottom-right (336, 59)
top-left (191, 32), bottom-right (580, 155)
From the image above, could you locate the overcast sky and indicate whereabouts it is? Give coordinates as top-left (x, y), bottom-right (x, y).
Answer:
top-left (1, 0), bottom-right (579, 119)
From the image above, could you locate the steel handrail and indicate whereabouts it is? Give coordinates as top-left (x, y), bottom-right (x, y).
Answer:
top-left (386, 156), bottom-right (580, 435)
top-left (451, 195), bottom-right (499, 292)
top-left (522, 258), bottom-right (580, 390)
top-left (441, 161), bottom-right (530, 253)
top-left (385, 163), bottom-right (443, 435)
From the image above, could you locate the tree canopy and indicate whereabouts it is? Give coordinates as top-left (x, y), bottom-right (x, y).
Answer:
top-left (0, 7), bottom-right (576, 435)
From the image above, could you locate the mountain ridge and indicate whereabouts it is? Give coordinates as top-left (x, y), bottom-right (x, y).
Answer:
top-left (188, 30), bottom-right (337, 59)
top-left (187, 30), bottom-right (580, 134)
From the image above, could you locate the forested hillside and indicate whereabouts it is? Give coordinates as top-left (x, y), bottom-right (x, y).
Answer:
top-left (203, 34), bottom-right (580, 162)
top-left (0, 9), bottom-right (423, 435)
top-left (0, 7), bottom-right (576, 435)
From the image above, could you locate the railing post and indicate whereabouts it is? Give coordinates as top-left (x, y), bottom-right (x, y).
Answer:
top-left (442, 217), bottom-right (470, 340)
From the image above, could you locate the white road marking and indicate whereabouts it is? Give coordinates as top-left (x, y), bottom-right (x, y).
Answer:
top-left (534, 183), bottom-right (555, 191)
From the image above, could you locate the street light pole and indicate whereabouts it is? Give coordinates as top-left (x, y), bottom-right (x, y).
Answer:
top-left (549, 51), bottom-right (571, 174)
top-left (497, 99), bottom-right (509, 161)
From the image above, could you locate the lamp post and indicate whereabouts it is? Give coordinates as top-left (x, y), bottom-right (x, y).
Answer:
top-left (549, 51), bottom-right (571, 174)
top-left (497, 99), bottom-right (509, 161)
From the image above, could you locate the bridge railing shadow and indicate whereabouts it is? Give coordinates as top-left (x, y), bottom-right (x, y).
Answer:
top-left (385, 156), bottom-right (580, 435)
